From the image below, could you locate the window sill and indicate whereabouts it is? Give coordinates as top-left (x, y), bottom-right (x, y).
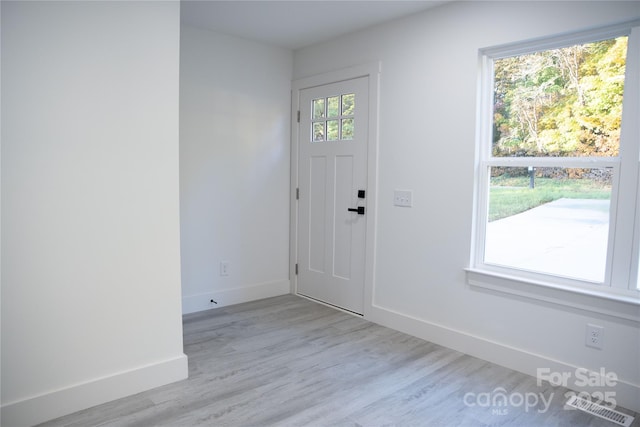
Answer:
top-left (465, 268), bottom-right (640, 323)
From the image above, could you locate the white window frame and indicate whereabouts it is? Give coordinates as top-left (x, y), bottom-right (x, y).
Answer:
top-left (467, 20), bottom-right (640, 320)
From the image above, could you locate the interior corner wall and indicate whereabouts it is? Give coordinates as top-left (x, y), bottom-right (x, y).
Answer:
top-left (292, 0), bottom-right (640, 412)
top-left (1, 2), bottom-right (187, 426)
top-left (179, 26), bottom-right (293, 314)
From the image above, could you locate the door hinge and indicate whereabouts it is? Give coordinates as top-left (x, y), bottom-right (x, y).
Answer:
top-left (297, 110), bottom-right (300, 123)
top-left (295, 263), bottom-right (298, 275)
top-left (296, 188), bottom-right (299, 200)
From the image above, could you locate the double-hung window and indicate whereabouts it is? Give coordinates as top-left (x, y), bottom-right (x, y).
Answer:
top-left (470, 21), bottom-right (640, 304)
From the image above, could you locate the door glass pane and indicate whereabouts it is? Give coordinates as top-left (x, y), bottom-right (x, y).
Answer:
top-left (484, 166), bottom-right (611, 282)
top-left (341, 118), bottom-right (354, 140)
top-left (342, 94), bottom-right (355, 116)
top-left (313, 122), bottom-right (325, 142)
top-left (327, 96), bottom-right (340, 118)
top-left (313, 98), bottom-right (325, 119)
top-left (492, 37), bottom-right (627, 158)
top-left (327, 120), bottom-right (339, 141)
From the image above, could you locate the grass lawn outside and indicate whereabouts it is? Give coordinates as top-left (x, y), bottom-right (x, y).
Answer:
top-left (489, 175), bottom-right (611, 222)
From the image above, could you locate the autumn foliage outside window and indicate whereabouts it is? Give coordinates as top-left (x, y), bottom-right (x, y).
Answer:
top-left (492, 37), bottom-right (626, 159)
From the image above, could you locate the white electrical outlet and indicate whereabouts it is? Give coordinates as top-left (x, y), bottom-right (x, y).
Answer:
top-left (220, 261), bottom-right (229, 277)
top-left (585, 324), bottom-right (604, 349)
top-left (394, 190), bottom-right (413, 207)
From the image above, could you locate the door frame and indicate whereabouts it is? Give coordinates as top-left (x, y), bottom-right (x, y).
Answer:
top-left (290, 62), bottom-right (380, 318)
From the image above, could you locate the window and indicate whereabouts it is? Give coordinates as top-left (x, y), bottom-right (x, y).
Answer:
top-left (311, 93), bottom-right (355, 142)
top-left (471, 22), bottom-right (640, 299)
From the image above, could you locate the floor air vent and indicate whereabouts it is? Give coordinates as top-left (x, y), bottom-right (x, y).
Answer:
top-left (565, 395), bottom-right (635, 426)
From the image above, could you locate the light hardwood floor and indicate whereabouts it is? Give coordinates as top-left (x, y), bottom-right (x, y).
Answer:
top-left (40, 295), bottom-right (637, 426)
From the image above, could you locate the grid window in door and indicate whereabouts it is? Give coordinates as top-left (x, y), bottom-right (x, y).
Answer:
top-left (311, 93), bottom-right (355, 142)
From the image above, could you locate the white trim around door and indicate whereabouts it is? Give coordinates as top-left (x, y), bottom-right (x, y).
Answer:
top-left (290, 62), bottom-right (380, 318)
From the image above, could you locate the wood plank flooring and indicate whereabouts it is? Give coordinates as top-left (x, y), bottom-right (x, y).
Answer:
top-left (39, 295), bottom-right (638, 426)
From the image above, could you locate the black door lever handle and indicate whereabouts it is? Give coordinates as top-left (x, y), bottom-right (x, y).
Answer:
top-left (348, 207), bottom-right (365, 215)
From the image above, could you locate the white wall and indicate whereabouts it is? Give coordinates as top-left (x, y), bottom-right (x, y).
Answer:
top-left (1, 2), bottom-right (187, 425)
top-left (180, 26), bottom-right (292, 314)
top-left (293, 1), bottom-right (640, 412)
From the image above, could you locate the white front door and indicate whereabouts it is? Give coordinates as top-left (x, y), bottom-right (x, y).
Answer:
top-left (297, 76), bottom-right (369, 314)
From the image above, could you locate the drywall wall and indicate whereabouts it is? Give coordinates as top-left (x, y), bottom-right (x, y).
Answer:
top-left (293, 0), bottom-right (640, 412)
top-left (1, 2), bottom-right (187, 425)
top-left (180, 26), bottom-right (292, 314)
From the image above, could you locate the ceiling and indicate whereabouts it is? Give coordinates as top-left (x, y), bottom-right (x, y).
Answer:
top-left (181, 1), bottom-right (451, 50)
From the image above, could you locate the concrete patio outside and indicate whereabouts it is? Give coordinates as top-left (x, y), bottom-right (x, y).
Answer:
top-left (484, 198), bottom-right (610, 283)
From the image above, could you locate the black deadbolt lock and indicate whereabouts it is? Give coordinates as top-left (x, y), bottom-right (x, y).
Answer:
top-left (358, 190), bottom-right (366, 199)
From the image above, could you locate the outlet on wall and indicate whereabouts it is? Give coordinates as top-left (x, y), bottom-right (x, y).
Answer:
top-left (585, 324), bottom-right (604, 349)
top-left (220, 261), bottom-right (230, 277)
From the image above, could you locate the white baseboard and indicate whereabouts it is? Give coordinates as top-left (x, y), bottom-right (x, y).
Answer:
top-left (1, 353), bottom-right (188, 427)
top-left (368, 303), bottom-right (640, 413)
top-left (182, 279), bottom-right (291, 314)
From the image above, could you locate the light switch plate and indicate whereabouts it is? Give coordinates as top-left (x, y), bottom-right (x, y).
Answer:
top-left (394, 190), bottom-right (413, 207)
